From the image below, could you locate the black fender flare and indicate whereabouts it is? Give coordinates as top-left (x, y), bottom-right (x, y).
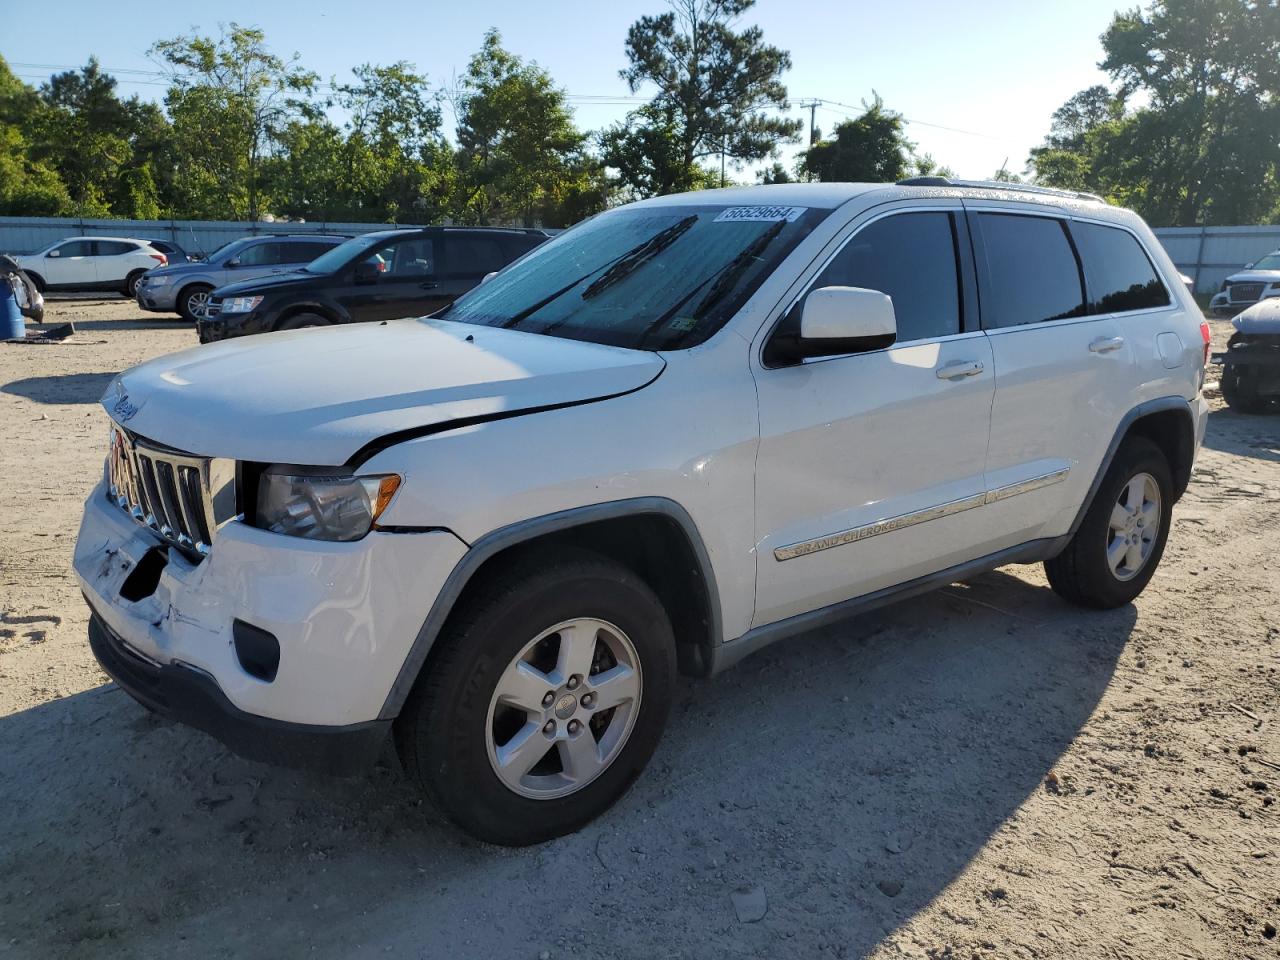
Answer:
top-left (276, 298), bottom-right (348, 327)
top-left (377, 496), bottom-right (722, 720)
top-left (1068, 396), bottom-right (1196, 536)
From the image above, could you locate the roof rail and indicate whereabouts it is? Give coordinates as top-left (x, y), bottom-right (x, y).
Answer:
top-left (897, 176), bottom-right (1106, 204)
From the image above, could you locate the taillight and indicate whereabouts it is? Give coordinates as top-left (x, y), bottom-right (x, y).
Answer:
top-left (1199, 319), bottom-right (1212, 367)
top-left (149, 253), bottom-right (167, 265)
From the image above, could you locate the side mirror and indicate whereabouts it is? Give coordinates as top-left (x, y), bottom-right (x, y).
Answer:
top-left (47, 249), bottom-right (61, 258)
top-left (767, 286), bottom-right (897, 364)
top-left (226, 257), bottom-right (241, 268)
top-left (480, 271), bottom-right (498, 285)
top-left (354, 261), bottom-right (381, 284)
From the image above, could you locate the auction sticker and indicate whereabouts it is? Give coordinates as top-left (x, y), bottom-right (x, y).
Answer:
top-left (713, 205), bottom-right (807, 223)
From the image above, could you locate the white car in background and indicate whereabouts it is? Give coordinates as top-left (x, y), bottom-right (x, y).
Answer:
top-left (1209, 249), bottom-right (1280, 315)
top-left (13, 237), bottom-right (167, 297)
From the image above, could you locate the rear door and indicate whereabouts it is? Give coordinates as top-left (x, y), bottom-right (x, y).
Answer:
top-left (751, 203), bottom-right (997, 626)
top-left (94, 240), bottom-right (142, 282)
top-left (969, 206), bottom-right (1134, 543)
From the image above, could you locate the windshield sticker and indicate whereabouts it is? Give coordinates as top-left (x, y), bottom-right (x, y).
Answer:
top-left (713, 205), bottom-right (807, 223)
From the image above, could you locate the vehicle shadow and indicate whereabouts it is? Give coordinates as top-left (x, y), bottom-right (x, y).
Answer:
top-left (1201, 406), bottom-right (1280, 462)
top-left (1, 371), bottom-right (116, 404)
top-left (0, 569), bottom-right (1133, 958)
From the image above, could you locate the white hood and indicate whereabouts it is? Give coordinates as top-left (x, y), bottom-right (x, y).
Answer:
top-left (104, 318), bottom-right (665, 465)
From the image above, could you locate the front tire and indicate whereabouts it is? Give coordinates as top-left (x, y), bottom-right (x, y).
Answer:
top-left (1044, 437), bottom-right (1174, 609)
top-left (395, 549), bottom-right (675, 846)
top-left (177, 284), bottom-right (212, 323)
top-left (275, 312), bottom-right (330, 332)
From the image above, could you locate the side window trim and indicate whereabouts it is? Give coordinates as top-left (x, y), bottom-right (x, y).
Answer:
top-left (760, 205), bottom-right (974, 367)
top-left (1066, 216), bottom-right (1175, 317)
top-left (965, 208), bottom-right (1087, 331)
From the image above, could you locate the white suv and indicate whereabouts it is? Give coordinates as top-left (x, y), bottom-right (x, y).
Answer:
top-left (75, 181), bottom-right (1210, 845)
top-left (15, 236), bottom-right (167, 296)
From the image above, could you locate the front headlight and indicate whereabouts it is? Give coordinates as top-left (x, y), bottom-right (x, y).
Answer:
top-left (222, 295), bottom-right (264, 314)
top-left (256, 469), bottom-right (401, 541)
top-left (143, 274), bottom-right (171, 287)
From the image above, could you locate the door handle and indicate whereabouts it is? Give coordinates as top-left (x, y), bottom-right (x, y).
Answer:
top-left (935, 359), bottom-right (984, 380)
top-left (1089, 335), bottom-right (1125, 354)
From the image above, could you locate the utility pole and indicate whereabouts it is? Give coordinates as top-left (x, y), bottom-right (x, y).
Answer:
top-left (798, 99), bottom-right (822, 146)
top-left (721, 134), bottom-right (727, 188)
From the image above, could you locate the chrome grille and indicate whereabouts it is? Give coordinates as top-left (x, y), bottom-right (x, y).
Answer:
top-left (1228, 282), bottom-right (1265, 303)
top-left (106, 425), bottom-right (235, 558)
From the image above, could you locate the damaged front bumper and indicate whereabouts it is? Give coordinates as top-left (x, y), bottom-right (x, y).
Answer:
top-left (74, 482), bottom-right (467, 771)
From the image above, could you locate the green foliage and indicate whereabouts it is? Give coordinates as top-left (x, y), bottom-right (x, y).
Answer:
top-left (454, 30), bottom-right (602, 226)
top-left (799, 96), bottom-right (914, 183)
top-left (609, 0), bottom-right (801, 196)
top-left (150, 24), bottom-right (318, 220)
top-left (1031, 0), bottom-right (1280, 225)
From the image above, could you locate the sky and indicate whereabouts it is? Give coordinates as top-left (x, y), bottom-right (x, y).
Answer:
top-left (0, 0), bottom-right (1125, 181)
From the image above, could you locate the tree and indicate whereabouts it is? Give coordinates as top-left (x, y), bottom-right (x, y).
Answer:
top-left (0, 56), bottom-right (70, 215)
top-left (1030, 0), bottom-right (1280, 225)
top-left (799, 96), bottom-right (914, 183)
top-left (612, 0), bottom-right (800, 195)
top-left (151, 24), bottom-right (318, 220)
top-left (454, 29), bottom-right (601, 226)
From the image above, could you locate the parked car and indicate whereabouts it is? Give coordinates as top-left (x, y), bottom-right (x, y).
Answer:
top-left (14, 237), bottom-right (167, 296)
top-left (76, 180), bottom-right (1209, 845)
top-left (1218, 297), bottom-right (1280, 413)
top-left (196, 227), bottom-right (550, 343)
top-left (134, 234), bottom-right (349, 322)
top-left (132, 238), bottom-right (197, 264)
top-left (1209, 249), bottom-right (1280, 315)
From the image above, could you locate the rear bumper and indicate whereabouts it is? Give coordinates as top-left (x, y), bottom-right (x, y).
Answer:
top-left (88, 609), bottom-right (390, 774)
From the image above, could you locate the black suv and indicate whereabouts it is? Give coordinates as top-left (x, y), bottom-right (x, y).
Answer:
top-left (196, 226), bottom-right (551, 343)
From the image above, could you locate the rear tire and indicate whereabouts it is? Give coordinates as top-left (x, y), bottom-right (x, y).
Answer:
top-left (124, 270), bottom-right (147, 298)
top-left (395, 548), bottom-right (675, 846)
top-left (1044, 437), bottom-right (1174, 609)
top-left (177, 284), bottom-right (213, 323)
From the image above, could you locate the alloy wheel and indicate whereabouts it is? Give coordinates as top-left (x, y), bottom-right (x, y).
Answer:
top-left (1107, 472), bottom-right (1161, 581)
top-left (485, 617), bottom-right (642, 800)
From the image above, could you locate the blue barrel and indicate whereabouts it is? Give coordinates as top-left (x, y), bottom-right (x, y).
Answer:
top-left (1, 280), bottom-right (24, 340)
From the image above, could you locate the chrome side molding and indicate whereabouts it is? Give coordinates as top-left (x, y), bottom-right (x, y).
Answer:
top-left (773, 467), bottom-right (1070, 562)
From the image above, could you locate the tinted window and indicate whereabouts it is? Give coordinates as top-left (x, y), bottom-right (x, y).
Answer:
top-left (1070, 221), bottom-right (1170, 313)
top-left (279, 241), bottom-right (332, 265)
top-left (504, 234), bottom-right (546, 260)
top-left (977, 214), bottom-right (1085, 328)
top-left (56, 240), bottom-right (95, 257)
top-left (96, 240), bottom-right (137, 256)
top-left (238, 240), bottom-right (285, 267)
top-left (808, 212), bottom-right (961, 342)
top-left (444, 235), bottom-right (507, 277)
top-left (144, 240), bottom-right (177, 255)
top-left (364, 238), bottom-right (435, 278)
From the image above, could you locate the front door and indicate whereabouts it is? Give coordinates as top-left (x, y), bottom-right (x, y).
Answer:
top-left (751, 205), bottom-right (997, 627)
top-left (340, 237), bottom-right (455, 323)
top-left (44, 239), bottom-right (97, 286)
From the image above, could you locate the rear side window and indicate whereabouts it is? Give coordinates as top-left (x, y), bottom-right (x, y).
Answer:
top-left (446, 235), bottom-right (508, 278)
top-left (280, 241), bottom-right (330, 264)
top-left (1069, 221), bottom-right (1170, 314)
top-left (976, 214), bottom-right (1085, 328)
top-left (809, 211), bottom-right (962, 342)
top-left (96, 240), bottom-right (137, 256)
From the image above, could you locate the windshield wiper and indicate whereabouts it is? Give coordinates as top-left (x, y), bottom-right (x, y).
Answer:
top-left (579, 215), bottom-right (698, 300)
top-left (490, 216), bottom-right (700, 329)
top-left (638, 219), bottom-right (789, 345)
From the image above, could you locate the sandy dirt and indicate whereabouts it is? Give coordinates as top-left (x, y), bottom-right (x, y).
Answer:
top-left (1, 298), bottom-right (1278, 960)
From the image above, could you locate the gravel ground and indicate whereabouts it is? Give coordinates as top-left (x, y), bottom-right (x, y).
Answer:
top-left (1, 297), bottom-right (1278, 960)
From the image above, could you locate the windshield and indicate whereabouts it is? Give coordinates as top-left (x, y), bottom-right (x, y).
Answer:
top-left (437, 203), bottom-right (828, 350)
top-left (1251, 253), bottom-right (1280, 271)
top-left (305, 234), bottom-right (392, 274)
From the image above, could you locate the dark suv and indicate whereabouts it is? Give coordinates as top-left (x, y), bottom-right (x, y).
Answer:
top-left (196, 227), bottom-right (550, 343)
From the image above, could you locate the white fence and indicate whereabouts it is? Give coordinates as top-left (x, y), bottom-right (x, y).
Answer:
top-left (0, 216), bottom-right (434, 259)
top-left (1151, 226), bottom-right (1280, 295)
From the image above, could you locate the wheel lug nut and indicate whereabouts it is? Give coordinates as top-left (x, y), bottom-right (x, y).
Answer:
top-left (543, 720), bottom-right (555, 736)
top-left (582, 693), bottom-right (595, 708)
top-left (542, 691), bottom-right (554, 707)
top-left (567, 675), bottom-right (581, 690)
top-left (568, 720), bottom-right (581, 735)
